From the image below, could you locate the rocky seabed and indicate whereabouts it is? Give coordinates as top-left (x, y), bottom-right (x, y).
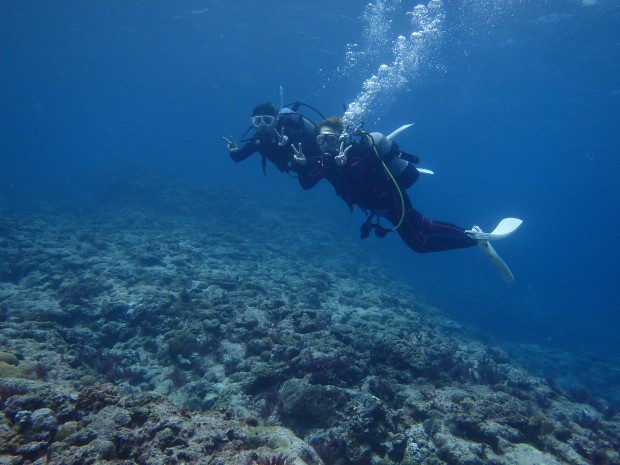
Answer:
top-left (1, 185), bottom-right (618, 465)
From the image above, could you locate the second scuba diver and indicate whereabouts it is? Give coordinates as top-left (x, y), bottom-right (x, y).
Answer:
top-left (224, 102), bottom-right (320, 178)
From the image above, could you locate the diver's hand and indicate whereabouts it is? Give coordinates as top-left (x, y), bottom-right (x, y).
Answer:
top-left (223, 136), bottom-right (238, 153)
top-left (275, 128), bottom-right (289, 147)
top-left (334, 142), bottom-right (351, 167)
top-left (291, 143), bottom-right (307, 165)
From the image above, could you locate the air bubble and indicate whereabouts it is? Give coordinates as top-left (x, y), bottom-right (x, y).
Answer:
top-left (341, 0), bottom-right (445, 130)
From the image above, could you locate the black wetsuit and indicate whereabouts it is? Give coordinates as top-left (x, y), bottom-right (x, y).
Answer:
top-left (303, 139), bottom-right (478, 253)
top-left (230, 112), bottom-right (321, 176)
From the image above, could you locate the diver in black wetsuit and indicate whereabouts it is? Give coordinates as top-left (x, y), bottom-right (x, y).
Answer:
top-left (303, 116), bottom-right (479, 253)
top-left (224, 102), bottom-right (321, 178)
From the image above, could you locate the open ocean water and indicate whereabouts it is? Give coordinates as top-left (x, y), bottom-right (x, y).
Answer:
top-left (1, 1), bottom-right (620, 464)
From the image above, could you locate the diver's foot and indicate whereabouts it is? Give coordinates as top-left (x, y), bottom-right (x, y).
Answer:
top-left (465, 225), bottom-right (489, 241)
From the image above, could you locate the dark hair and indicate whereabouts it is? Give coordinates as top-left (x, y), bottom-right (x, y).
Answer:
top-left (317, 116), bottom-right (343, 134)
top-left (252, 103), bottom-right (278, 117)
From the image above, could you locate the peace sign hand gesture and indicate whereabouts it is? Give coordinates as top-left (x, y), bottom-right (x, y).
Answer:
top-left (223, 136), bottom-right (238, 153)
top-left (334, 142), bottom-right (351, 167)
top-left (275, 128), bottom-right (289, 147)
top-left (291, 143), bottom-right (307, 165)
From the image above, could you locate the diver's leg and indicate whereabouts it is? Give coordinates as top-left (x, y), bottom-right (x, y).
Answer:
top-left (385, 193), bottom-right (477, 253)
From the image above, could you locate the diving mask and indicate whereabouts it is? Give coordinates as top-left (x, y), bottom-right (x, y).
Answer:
top-left (316, 133), bottom-right (340, 147)
top-left (251, 115), bottom-right (276, 128)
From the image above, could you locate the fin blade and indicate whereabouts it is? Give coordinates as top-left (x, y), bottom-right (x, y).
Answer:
top-left (479, 241), bottom-right (515, 284)
top-left (489, 218), bottom-right (523, 240)
top-left (386, 123), bottom-right (414, 141)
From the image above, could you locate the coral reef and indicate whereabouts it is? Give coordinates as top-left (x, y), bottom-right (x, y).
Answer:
top-left (0, 379), bottom-right (320, 464)
top-left (0, 183), bottom-right (619, 464)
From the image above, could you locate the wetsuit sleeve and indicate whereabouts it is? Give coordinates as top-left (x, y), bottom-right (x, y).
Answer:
top-left (229, 141), bottom-right (259, 163)
top-left (296, 134), bottom-right (327, 190)
top-left (298, 158), bottom-right (327, 190)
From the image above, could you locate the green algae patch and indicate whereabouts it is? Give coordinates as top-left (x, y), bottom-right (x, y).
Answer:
top-left (0, 352), bottom-right (19, 366)
top-left (0, 360), bottom-right (38, 380)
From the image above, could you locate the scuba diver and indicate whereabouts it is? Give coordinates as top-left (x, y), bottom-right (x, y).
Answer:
top-left (224, 102), bottom-right (321, 178)
top-left (302, 116), bottom-right (522, 283)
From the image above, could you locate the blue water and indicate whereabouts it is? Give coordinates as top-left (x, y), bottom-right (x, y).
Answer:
top-left (1, 0), bottom-right (619, 361)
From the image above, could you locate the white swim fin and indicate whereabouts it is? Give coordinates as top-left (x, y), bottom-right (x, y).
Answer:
top-left (386, 123), bottom-right (414, 141)
top-left (466, 220), bottom-right (523, 284)
top-left (385, 123), bottom-right (434, 175)
top-left (465, 218), bottom-right (522, 241)
top-left (478, 240), bottom-right (516, 284)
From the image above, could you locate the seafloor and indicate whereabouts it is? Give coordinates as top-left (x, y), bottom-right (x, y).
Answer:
top-left (1, 178), bottom-right (618, 465)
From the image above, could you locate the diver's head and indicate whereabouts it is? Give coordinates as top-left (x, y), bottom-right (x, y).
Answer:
top-left (250, 103), bottom-right (278, 133)
top-left (316, 116), bottom-right (344, 153)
